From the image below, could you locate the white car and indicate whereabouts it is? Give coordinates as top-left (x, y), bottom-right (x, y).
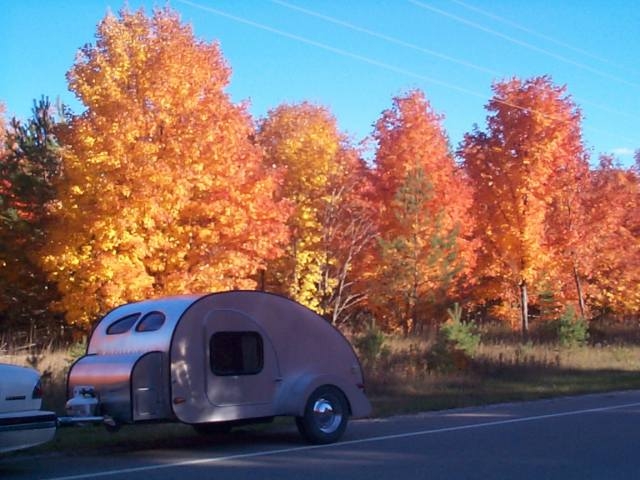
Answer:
top-left (0, 363), bottom-right (57, 454)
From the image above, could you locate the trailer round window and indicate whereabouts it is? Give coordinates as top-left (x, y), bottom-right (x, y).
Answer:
top-left (136, 312), bottom-right (166, 332)
top-left (210, 332), bottom-right (263, 376)
top-left (106, 313), bottom-right (140, 335)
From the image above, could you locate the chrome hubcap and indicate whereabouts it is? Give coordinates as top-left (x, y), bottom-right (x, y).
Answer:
top-left (312, 397), bottom-right (343, 433)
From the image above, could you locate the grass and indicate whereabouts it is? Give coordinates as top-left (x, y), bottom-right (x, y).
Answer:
top-left (364, 332), bottom-right (640, 416)
top-left (3, 324), bottom-right (640, 454)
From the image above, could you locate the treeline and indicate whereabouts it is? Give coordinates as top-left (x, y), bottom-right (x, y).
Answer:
top-left (1, 7), bottom-right (638, 340)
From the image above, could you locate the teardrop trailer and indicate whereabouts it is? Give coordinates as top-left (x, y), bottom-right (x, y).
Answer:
top-left (63, 291), bottom-right (371, 444)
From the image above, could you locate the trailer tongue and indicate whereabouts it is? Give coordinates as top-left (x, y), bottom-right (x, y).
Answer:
top-left (57, 386), bottom-right (116, 428)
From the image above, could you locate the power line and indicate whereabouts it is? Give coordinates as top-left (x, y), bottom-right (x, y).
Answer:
top-left (270, 0), bottom-right (637, 123)
top-left (175, 0), bottom-right (488, 99)
top-left (270, 0), bottom-right (501, 77)
top-left (174, 0), bottom-right (637, 145)
top-left (409, 0), bottom-right (640, 90)
top-left (449, 0), bottom-right (623, 69)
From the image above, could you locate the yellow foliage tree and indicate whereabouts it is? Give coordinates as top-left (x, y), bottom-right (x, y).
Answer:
top-left (257, 102), bottom-right (368, 315)
top-left (40, 8), bottom-right (289, 329)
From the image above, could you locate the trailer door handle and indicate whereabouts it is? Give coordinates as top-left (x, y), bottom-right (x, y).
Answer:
top-left (275, 377), bottom-right (283, 382)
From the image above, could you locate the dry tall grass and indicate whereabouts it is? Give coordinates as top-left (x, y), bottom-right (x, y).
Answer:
top-left (3, 325), bottom-right (640, 417)
top-left (357, 328), bottom-right (640, 416)
top-left (476, 342), bottom-right (640, 371)
top-left (368, 334), bottom-right (640, 376)
top-left (0, 341), bottom-right (85, 412)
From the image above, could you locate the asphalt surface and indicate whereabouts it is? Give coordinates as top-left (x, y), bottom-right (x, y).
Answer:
top-left (3, 390), bottom-right (640, 480)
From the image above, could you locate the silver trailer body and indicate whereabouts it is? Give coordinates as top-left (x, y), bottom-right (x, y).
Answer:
top-left (67, 291), bottom-right (371, 443)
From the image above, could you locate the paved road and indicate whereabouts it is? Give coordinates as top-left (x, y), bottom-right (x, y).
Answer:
top-left (3, 390), bottom-right (640, 480)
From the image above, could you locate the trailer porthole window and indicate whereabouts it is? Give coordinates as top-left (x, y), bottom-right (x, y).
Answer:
top-left (106, 313), bottom-right (141, 335)
top-left (210, 332), bottom-right (263, 376)
top-left (136, 312), bottom-right (166, 332)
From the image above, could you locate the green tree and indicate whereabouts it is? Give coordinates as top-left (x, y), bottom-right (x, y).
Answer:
top-left (367, 90), bottom-right (474, 333)
top-left (375, 169), bottom-right (462, 334)
top-left (0, 98), bottom-right (63, 337)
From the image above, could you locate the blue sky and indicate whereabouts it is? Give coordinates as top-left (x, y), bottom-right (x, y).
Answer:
top-left (2, 0), bottom-right (639, 165)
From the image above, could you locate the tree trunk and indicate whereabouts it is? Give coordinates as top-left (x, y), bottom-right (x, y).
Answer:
top-left (573, 264), bottom-right (586, 318)
top-left (520, 280), bottom-right (529, 340)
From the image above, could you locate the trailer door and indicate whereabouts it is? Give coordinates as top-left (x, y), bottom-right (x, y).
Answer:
top-left (204, 309), bottom-right (280, 407)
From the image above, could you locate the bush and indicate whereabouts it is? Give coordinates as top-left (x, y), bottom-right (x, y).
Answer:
top-left (428, 303), bottom-right (480, 372)
top-left (556, 305), bottom-right (589, 347)
top-left (353, 320), bottom-right (388, 366)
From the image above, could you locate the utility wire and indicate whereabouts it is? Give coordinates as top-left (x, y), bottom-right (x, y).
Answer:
top-left (270, 0), bottom-right (501, 77)
top-left (271, 0), bottom-right (637, 122)
top-left (175, 0), bottom-right (488, 99)
top-left (410, 0), bottom-right (640, 90)
top-left (449, 0), bottom-right (637, 75)
top-left (175, 0), bottom-right (637, 145)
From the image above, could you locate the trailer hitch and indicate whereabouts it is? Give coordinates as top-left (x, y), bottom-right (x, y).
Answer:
top-left (58, 385), bottom-right (118, 430)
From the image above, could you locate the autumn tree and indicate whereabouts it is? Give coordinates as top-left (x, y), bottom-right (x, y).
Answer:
top-left (317, 149), bottom-right (376, 325)
top-left (544, 146), bottom-right (591, 318)
top-left (257, 102), bottom-right (373, 321)
top-left (368, 90), bottom-right (475, 334)
top-left (0, 98), bottom-right (64, 337)
top-left (460, 76), bottom-right (585, 336)
top-left (582, 156), bottom-right (640, 314)
top-left (39, 8), bottom-right (289, 329)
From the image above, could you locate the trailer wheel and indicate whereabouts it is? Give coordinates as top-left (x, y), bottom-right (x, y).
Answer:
top-left (296, 386), bottom-right (348, 444)
top-left (104, 421), bottom-right (121, 433)
top-left (192, 422), bottom-right (232, 435)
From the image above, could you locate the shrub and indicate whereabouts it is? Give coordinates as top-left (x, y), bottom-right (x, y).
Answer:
top-left (67, 340), bottom-right (88, 360)
top-left (556, 305), bottom-right (589, 347)
top-left (428, 303), bottom-right (480, 372)
top-left (353, 320), bottom-right (388, 366)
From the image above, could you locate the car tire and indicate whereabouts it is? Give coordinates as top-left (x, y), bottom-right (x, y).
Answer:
top-left (296, 385), bottom-right (349, 444)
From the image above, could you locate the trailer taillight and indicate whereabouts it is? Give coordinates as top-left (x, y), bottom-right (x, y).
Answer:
top-left (32, 379), bottom-right (43, 399)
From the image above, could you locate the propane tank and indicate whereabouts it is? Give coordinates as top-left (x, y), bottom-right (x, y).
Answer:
top-left (65, 386), bottom-right (99, 417)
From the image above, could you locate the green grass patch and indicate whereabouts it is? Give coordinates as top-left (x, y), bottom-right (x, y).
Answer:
top-left (42, 423), bottom-right (201, 454)
top-left (369, 368), bottom-right (640, 417)
top-left (7, 418), bottom-right (298, 458)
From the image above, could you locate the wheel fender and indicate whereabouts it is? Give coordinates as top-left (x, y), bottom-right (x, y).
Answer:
top-left (274, 374), bottom-right (349, 417)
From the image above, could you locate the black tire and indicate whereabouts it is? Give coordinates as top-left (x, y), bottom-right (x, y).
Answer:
top-left (104, 421), bottom-right (121, 433)
top-left (296, 386), bottom-right (349, 444)
top-left (192, 422), bottom-right (232, 435)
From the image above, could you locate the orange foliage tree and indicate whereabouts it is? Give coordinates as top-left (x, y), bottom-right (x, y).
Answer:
top-left (368, 90), bottom-right (475, 333)
top-left (39, 8), bottom-right (289, 329)
top-left (583, 156), bottom-right (640, 314)
top-left (460, 76), bottom-right (586, 334)
top-left (257, 102), bottom-right (373, 321)
top-left (544, 147), bottom-right (591, 318)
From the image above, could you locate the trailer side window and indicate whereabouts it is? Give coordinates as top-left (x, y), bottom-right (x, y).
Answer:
top-left (210, 332), bottom-right (263, 376)
top-left (106, 313), bottom-right (140, 335)
top-left (136, 312), bottom-right (165, 332)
